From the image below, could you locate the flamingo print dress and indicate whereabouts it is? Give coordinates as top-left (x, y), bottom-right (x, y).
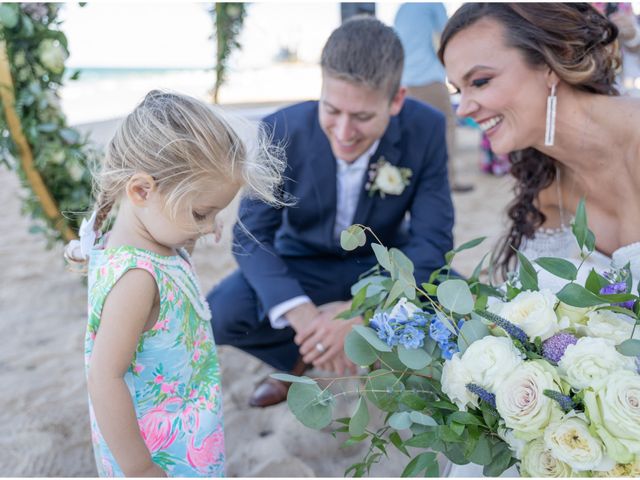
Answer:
top-left (85, 245), bottom-right (224, 477)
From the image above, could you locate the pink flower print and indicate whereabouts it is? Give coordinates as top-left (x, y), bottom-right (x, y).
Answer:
top-left (166, 291), bottom-right (175, 302)
top-left (101, 458), bottom-right (114, 477)
top-left (192, 349), bottom-right (201, 363)
top-left (133, 364), bottom-right (145, 375)
top-left (186, 426), bottom-right (225, 473)
top-left (181, 405), bottom-right (200, 434)
top-left (138, 398), bottom-right (181, 453)
top-left (175, 298), bottom-right (183, 308)
top-left (154, 375), bottom-right (164, 384)
top-left (136, 259), bottom-right (154, 273)
top-left (160, 382), bottom-right (177, 395)
top-left (152, 319), bottom-right (170, 332)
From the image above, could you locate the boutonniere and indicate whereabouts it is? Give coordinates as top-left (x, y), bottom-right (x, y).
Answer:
top-left (365, 156), bottom-right (412, 198)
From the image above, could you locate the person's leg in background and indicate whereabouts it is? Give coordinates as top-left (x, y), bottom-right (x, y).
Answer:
top-left (407, 82), bottom-right (474, 193)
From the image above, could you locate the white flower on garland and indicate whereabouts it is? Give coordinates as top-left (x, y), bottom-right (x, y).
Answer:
top-left (38, 39), bottom-right (67, 75)
top-left (366, 156), bottom-right (411, 198)
top-left (520, 437), bottom-right (573, 477)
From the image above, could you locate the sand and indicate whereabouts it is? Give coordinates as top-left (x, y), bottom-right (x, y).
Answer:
top-left (0, 112), bottom-right (514, 476)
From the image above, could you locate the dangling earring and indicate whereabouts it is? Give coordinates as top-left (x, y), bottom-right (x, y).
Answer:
top-left (544, 83), bottom-right (557, 146)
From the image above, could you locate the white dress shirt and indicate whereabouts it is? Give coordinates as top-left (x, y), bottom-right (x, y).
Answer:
top-left (268, 140), bottom-right (380, 328)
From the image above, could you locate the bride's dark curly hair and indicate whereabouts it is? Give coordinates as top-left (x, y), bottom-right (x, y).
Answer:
top-left (437, 3), bottom-right (621, 278)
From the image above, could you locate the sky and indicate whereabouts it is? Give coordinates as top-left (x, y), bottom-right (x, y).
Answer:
top-left (60, 3), bottom-right (402, 69)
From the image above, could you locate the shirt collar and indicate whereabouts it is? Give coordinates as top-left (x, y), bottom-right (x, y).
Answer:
top-left (336, 139), bottom-right (380, 171)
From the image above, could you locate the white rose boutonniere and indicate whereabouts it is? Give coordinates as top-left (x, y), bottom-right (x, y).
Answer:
top-left (366, 156), bottom-right (411, 198)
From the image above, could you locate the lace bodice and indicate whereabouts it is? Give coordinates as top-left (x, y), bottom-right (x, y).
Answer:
top-left (521, 227), bottom-right (640, 290)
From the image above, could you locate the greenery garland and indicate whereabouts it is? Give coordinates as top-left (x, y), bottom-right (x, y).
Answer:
top-left (210, 3), bottom-right (247, 103)
top-left (0, 3), bottom-right (96, 245)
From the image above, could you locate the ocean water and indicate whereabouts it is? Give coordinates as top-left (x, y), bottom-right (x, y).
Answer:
top-left (60, 64), bottom-right (320, 125)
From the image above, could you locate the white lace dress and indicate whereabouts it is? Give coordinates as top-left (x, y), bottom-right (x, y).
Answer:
top-left (445, 228), bottom-right (640, 478)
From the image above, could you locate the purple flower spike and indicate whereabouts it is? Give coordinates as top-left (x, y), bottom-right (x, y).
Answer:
top-left (542, 333), bottom-right (577, 363)
top-left (600, 281), bottom-right (636, 310)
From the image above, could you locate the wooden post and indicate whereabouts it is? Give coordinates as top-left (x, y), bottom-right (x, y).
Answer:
top-left (0, 40), bottom-right (76, 241)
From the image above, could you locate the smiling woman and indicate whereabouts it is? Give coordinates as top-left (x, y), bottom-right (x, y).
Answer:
top-left (438, 3), bottom-right (640, 284)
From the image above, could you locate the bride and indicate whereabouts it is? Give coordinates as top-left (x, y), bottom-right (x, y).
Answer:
top-left (437, 3), bottom-right (640, 476)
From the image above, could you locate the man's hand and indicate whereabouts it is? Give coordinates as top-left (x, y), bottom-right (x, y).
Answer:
top-left (285, 301), bottom-right (321, 334)
top-left (295, 301), bottom-right (361, 375)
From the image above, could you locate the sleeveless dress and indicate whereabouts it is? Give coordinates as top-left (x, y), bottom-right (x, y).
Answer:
top-left (85, 244), bottom-right (224, 477)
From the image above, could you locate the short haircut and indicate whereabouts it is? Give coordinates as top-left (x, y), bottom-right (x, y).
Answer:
top-left (321, 16), bottom-right (404, 99)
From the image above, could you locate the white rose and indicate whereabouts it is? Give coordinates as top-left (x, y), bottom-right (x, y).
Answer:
top-left (584, 370), bottom-right (640, 464)
top-left (520, 437), bottom-right (573, 477)
top-left (558, 337), bottom-right (636, 390)
top-left (375, 163), bottom-right (404, 195)
top-left (38, 39), bottom-right (68, 74)
top-left (67, 162), bottom-right (85, 182)
top-left (498, 426), bottom-right (528, 460)
top-left (441, 353), bottom-right (478, 412)
top-left (593, 457), bottom-right (640, 477)
top-left (555, 301), bottom-right (592, 328)
top-left (461, 335), bottom-right (524, 392)
top-left (495, 360), bottom-right (563, 439)
top-left (390, 297), bottom-right (420, 319)
top-left (544, 416), bottom-right (614, 472)
top-left (584, 310), bottom-right (637, 345)
top-left (499, 289), bottom-right (559, 341)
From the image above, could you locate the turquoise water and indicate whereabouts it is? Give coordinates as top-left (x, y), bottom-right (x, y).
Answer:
top-left (64, 67), bottom-right (211, 82)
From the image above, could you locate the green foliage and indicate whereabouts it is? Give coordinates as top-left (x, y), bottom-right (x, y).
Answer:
top-left (209, 3), bottom-right (246, 103)
top-left (0, 3), bottom-right (97, 245)
top-left (287, 381), bottom-right (334, 430)
top-left (285, 207), bottom-right (640, 476)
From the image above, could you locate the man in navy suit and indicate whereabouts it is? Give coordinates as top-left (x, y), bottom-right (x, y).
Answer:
top-left (206, 16), bottom-right (454, 407)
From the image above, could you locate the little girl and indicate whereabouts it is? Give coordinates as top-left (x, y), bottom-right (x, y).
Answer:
top-left (65, 91), bottom-right (284, 477)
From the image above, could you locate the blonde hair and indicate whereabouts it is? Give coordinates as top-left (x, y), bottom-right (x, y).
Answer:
top-left (66, 90), bottom-right (285, 266)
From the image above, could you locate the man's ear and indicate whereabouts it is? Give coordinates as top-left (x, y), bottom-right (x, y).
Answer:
top-left (389, 86), bottom-right (407, 116)
top-left (126, 173), bottom-right (156, 207)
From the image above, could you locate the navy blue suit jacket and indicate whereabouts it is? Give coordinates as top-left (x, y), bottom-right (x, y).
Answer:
top-left (233, 99), bottom-right (454, 314)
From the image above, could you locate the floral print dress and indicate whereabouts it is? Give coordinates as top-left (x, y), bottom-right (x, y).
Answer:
top-left (85, 245), bottom-right (224, 477)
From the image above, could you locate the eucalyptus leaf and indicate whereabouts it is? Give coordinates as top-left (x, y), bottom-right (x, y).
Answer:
top-left (468, 434), bottom-right (492, 466)
top-left (353, 325), bottom-right (392, 352)
top-left (389, 411), bottom-right (413, 430)
top-left (401, 452), bottom-right (438, 477)
top-left (516, 250), bottom-right (539, 291)
top-left (471, 251), bottom-right (490, 282)
top-left (365, 369), bottom-right (403, 412)
top-left (0, 4), bottom-right (18, 28)
top-left (287, 382), bottom-right (334, 430)
top-left (616, 338), bottom-right (640, 357)
top-left (454, 236), bottom-right (487, 253)
top-left (457, 319), bottom-right (490, 354)
top-left (572, 198), bottom-right (589, 251)
top-left (59, 128), bottom-right (80, 145)
top-left (384, 280), bottom-right (405, 309)
top-left (340, 225), bottom-right (366, 251)
top-left (348, 397), bottom-right (370, 437)
top-left (344, 329), bottom-right (378, 366)
top-left (409, 411), bottom-right (437, 426)
top-left (270, 373), bottom-right (316, 384)
top-left (534, 257), bottom-right (578, 281)
top-left (372, 242), bottom-right (392, 271)
top-left (437, 279), bottom-right (474, 314)
top-left (350, 275), bottom-right (387, 297)
top-left (557, 283), bottom-right (605, 307)
top-left (398, 345), bottom-right (432, 369)
top-left (390, 248), bottom-right (415, 274)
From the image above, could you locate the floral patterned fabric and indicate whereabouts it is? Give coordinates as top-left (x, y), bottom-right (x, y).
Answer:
top-left (85, 245), bottom-right (224, 477)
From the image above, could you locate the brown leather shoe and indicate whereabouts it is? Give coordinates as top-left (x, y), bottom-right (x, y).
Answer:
top-left (249, 357), bottom-right (310, 408)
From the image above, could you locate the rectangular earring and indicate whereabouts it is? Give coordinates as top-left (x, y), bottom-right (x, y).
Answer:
top-left (544, 84), bottom-right (557, 146)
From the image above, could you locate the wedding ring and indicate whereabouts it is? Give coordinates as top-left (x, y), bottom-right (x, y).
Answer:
top-left (315, 342), bottom-right (326, 353)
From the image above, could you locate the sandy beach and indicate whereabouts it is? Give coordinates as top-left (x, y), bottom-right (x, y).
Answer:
top-left (0, 112), bottom-right (514, 476)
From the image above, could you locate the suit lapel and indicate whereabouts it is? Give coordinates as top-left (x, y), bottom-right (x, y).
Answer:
top-left (309, 121), bottom-right (338, 245)
top-left (352, 116), bottom-right (402, 226)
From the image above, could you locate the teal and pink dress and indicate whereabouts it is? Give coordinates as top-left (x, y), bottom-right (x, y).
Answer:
top-left (85, 244), bottom-right (224, 477)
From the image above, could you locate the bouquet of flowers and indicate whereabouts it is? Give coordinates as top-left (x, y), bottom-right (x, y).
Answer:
top-left (281, 200), bottom-right (640, 477)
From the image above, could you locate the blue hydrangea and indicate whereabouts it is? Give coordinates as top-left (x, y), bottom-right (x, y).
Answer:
top-left (369, 304), bottom-right (430, 349)
top-left (398, 325), bottom-right (426, 349)
top-left (429, 316), bottom-right (452, 344)
top-left (440, 341), bottom-right (459, 360)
